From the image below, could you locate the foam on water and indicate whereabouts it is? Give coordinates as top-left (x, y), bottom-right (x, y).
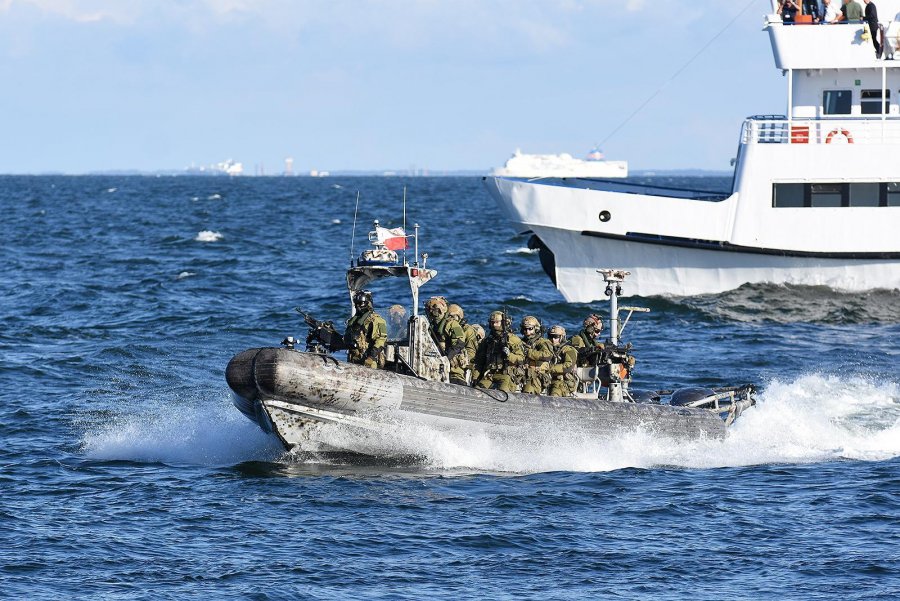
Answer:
top-left (297, 374), bottom-right (900, 473)
top-left (505, 247), bottom-right (538, 255)
top-left (77, 375), bottom-right (899, 473)
top-left (195, 230), bottom-right (222, 242)
top-left (80, 396), bottom-right (282, 466)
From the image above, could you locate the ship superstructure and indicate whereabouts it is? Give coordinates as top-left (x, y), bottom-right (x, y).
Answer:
top-left (485, 2), bottom-right (900, 299)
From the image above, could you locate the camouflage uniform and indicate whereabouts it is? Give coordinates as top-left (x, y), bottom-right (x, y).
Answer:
top-left (448, 304), bottom-right (478, 384)
top-left (344, 290), bottom-right (388, 369)
top-left (547, 325), bottom-right (578, 397)
top-left (569, 314), bottom-right (606, 367)
top-left (387, 304), bottom-right (408, 340)
top-left (471, 323), bottom-right (486, 347)
top-left (473, 311), bottom-right (525, 392)
top-left (426, 297), bottom-right (467, 385)
top-left (519, 315), bottom-right (553, 394)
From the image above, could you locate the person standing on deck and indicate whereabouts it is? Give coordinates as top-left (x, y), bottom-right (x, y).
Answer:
top-left (344, 290), bottom-right (388, 369)
top-left (863, 0), bottom-right (881, 58)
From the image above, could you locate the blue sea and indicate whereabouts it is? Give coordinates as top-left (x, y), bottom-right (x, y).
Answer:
top-left (2, 175), bottom-right (899, 600)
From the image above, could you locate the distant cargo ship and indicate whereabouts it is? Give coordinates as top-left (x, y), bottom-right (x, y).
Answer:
top-left (491, 148), bottom-right (628, 179)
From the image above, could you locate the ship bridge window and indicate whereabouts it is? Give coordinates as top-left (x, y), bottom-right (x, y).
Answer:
top-left (774, 183), bottom-right (897, 207)
top-left (823, 90), bottom-right (852, 115)
top-left (772, 183), bottom-right (805, 207)
top-left (850, 183), bottom-right (880, 207)
top-left (810, 184), bottom-right (843, 207)
top-left (887, 183), bottom-right (900, 206)
top-left (861, 89), bottom-right (890, 115)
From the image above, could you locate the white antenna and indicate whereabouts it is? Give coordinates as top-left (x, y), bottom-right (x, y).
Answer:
top-left (402, 186), bottom-right (408, 265)
top-left (349, 191), bottom-right (360, 266)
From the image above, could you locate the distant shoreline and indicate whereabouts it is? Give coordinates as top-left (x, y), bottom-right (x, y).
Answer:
top-left (0, 169), bottom-right (734, 178)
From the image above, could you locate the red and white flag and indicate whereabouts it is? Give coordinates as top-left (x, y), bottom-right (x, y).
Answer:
top-left (376, 226), bottom-right (408, 250)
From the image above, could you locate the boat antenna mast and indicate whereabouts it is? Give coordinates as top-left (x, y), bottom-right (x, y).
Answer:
top-left (402, 186), bottom-right (407, 266)
top-left (349, 191), bottom-right (361, 267)
top-left (597, 269), bottom-right (649, 344)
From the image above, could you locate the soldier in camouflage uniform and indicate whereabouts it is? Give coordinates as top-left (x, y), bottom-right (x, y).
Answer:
top-left (547, 325), bottom-right (579, 396)
top-left (569, 314), bottom-right (606, 367)
top-left (448, 304), bottom-right (478, 384)
top-left (344, 290), bottom-right (388, 369)
top-left (387, 304), bottom-right (407, 340)
top-left (472, 311), bottom-right (525, 392)
top-left (425, 296), bottom-right (468, 385)
top-left (471, 323), bottom-right (485, 347)
top-left (519, 315), bottom-right (554, 394)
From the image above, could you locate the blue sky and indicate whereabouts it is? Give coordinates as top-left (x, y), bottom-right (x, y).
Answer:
top-left (0, 0), bottom-right (784, 173)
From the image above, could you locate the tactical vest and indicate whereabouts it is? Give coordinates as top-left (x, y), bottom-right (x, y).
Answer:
top-left (345, 310), bottom-right (377, 362)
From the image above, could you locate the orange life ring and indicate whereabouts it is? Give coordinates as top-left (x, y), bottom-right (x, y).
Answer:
top-left (826, 128), bottom-right (854, 144)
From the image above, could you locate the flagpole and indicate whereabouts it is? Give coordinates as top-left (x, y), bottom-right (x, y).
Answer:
top-left (402, 186), bottom-right (407, 266)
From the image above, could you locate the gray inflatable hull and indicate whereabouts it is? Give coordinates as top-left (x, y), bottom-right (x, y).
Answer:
top-left (226, 347), bottom-right (728, 450)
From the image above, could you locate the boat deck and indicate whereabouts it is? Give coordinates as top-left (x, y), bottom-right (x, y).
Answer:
top-left (495, 176), bottom-right (733, 202)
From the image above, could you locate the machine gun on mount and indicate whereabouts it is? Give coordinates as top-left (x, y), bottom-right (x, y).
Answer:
top-left (294, 307), bottom-right (343, 354)
top-left (572, 269), bottom-right (647, 402)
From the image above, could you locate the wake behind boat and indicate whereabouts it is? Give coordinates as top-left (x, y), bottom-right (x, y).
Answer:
top-left (485, 2), bottom-right (900, 299)
top-left (226, 218), bottom-right (755, 453)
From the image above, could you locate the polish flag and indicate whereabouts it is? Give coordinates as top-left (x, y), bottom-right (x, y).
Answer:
top-left (376, 226), bottom-right (408, 250)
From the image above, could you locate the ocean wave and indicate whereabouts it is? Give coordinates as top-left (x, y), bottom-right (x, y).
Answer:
top-left (673, 283), bottom-right (900, 324)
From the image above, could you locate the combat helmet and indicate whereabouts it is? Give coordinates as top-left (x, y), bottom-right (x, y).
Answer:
top-left (425, 296), bottom-right (448, 314)
top-left (471, 323), bottom-right (486, 343)
top-left (583, 314), bottom-right (603, 332)
top-left (388, 304), bottom-right (406, 318)
top-left (353, 289), bottom-right (373, 310)
top-left (447, 303), bottom-right (465, 321)
top-left (520, 315), bottom-right (542, 338)
top-left (488, 310), bottom-right (507, 332)
top-left (548, 325), bottom-right (566, 339)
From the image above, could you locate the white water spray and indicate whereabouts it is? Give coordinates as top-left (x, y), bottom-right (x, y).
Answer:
top-left (296, 374), bottom-right (900, 473)
top-left (80, 395), bottom-right (282, 466)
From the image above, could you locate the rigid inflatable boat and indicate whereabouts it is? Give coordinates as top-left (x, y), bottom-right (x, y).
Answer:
top-left (226, 221), bottom-right (756, 452)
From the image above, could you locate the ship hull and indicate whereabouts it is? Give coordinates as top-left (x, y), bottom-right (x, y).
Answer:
top-left (484, 176), bottom-right (900, 300)
top-left (226, 347), bottom-right (728, 451)
top-left (530, 223), bottom-right (900, 300)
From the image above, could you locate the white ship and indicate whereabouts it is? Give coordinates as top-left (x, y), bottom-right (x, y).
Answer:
top-left (491, 148), bottom-right (628, 179)
top-left (485, 3), bottom-right (900, 299)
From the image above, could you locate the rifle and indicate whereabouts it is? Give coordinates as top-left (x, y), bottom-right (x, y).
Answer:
top-left (501, 307), bottom-right (510, 357)
top-left (294, 307), bottom-right (343, 352)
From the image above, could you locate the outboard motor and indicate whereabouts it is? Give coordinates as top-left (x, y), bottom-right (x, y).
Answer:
top-left (670, 388), bottom-right (718, 407)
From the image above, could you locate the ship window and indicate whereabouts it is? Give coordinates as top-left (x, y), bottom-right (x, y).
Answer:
top-left (772, 183), bottom-right (805, 207)
top-left (861, 89), bottom-right (890, 115)
top-left (887, 183), bottom-right (900, 206)
top-left (823, 90), bottom-right (852, 115)
top-left (849, 183), bottom-right (881, 206)
top-left (810, 183), bottom-right (843, 207)
top-left (775, 182), bottom-right (900, 207)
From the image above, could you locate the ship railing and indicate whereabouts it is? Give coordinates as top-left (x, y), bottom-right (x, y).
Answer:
top-left (742, 117), bottom-right (900, 145)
